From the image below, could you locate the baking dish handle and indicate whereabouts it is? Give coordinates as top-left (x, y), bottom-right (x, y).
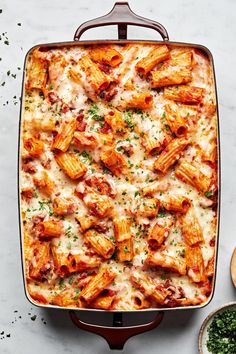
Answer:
top-left (74, 2), bottom-right (169, 41)
top-left (69, 311), bottom-right (164, 350)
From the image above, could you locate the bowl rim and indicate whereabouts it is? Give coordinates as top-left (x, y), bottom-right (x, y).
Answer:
top-left (198, 301), bottom-right (236, 353)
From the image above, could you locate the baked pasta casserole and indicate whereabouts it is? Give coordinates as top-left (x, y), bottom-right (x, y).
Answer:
top-left (20, 43), bottom-right (218, 310)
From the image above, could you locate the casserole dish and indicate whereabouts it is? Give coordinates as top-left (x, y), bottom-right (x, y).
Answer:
top-left (18, 2), bottom-right (220, 349)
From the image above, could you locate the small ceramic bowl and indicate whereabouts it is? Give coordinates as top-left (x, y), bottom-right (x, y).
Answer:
top-left (198, 302), bottom-right (236, 354)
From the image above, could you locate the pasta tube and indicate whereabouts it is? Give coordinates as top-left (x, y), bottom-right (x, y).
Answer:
top-left (117, 237), bottom-right (134, 262)
top-left (175, 160), bottom-right (211, 194)
top-left (164, 86), bottom-right (205, 105)
top-left (75, 215), bottom-right (99, 232)
top-left (146, 252), bottom-right (187, 275)
top-left (135, 45), bottom-right (170, 75)
top-left (84, 229), bottom-right (115, 259)
top-left (79, 267), bottom-right (116, 303)
top-left (126, 93), bottom-right (153, 110)
top-left (113, 217), bottom-right (131, 242)
top-left (27, 53), bottom-right (48, 91)
top-left (35, 220), bottom-right (64, 239)
top-left (52, 197), bottom-right (75, 216)
top-left (52, 119), bottom-right (77, 152)
top-left (100, 147), bottom-right (127, 176)
top-left (104, 110), bottom-right (126, 134)
top-left (138, 198), bottom-right (160, 218)
top-left (29, 241), bottom-right (50, 280)
top-left (23, 136), bottom-right (44, 158)
top-left (55, 152), bottom-right (87, 180)
top-left (154, 137), bottom-right (190, 174)
top-left (33, 171), bottom-right (55, 197)
top-left (179, 208), bottom-right (204, 246)
top-left (164, 103), bottom-right (188, 137)
top-left (90, 47), bottom-right (123, 67)
top-left (79, 55), bottom-right (110, 93)
top-left (148, 223), bottom-right (169, 249)
top-left (186, 245), bottom-right (205, 282)
top-left (130, 271), bottom-right (170, 305)
top-left (91, 289), bottom-right (116, 310)
top-left (161, 195), bottom-right (191, 213)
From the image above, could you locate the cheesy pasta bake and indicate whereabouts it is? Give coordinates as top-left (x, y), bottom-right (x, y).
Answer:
top-left (20, 42), bottom-right (218, 310)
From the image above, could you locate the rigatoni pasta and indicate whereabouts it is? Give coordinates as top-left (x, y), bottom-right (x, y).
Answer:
top-left (89, 46), bottom-right (123, 67)
top-left (179, 208), bottom-right (204, 246)
top-left (78, 55), bottom-right (111, 93)
top-left (175, 160), bottom-right (212, 194)
top-left (20, 42), bottom-right (218, 310)
top-left (154, 137), bottom-right (190, 174)
top-left (84, 229), bottom-right (115, 259)
top-left (135, 44), bottom-right (170, 75)
top-left (23, 136), bottom-right (44, 158)
top-left (151, 50), bottom-right (193, 88)
top-left (79, 267), bottom-right (116, 303)
top-left (164, 103), bottom-right (188, 137)
top-left (52, 118), bottom-right (77, 152)
top-left (26, 51), bottom-right (48, 91)
top-left (55, 152), bottom-right (87, 180)
top-left (164, 85), bottom-right (205, 104)
top-left (35, 220), bottom-right (64, 239)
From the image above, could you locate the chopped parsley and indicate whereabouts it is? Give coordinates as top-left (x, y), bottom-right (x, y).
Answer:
top-left (69, 276), bottom-right (74, 285)
top-left (157, 210), bottom-right (166, 218)
top-left (88, 103), bottom-right (99, 115)
top-left (91, 114), bottom-right (104, 121)
top-left (66, 242), bottom-right (72, 250)
top-left (124, 111), bottom-right (135, 131)
top-left (207, 310), bottom-right (236, 353)
top-left (80, 150), bottom-right (92, 161)
top-left (123, 246), bottom-right (129, 253)
top-left (38, 201), bottom-right (46, 210)
top-left (65, 225), bottom-right (72, 237)
top-left (58, 278), bottom-right (66, 290)
top-left (38, 200), bottom-right (52, 211)
top-left (205, 191), bottom-right (213, 198)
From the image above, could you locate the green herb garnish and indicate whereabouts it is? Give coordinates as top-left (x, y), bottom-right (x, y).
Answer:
top-left (123, 246), bottom-right (129, 253)
top-left (207, 310), bottom-right (236, 353)
top-left (92, 114), bottom-right (104, 121)
top-left (88, 103), bottom-right (99, 115)
top-left (124, 111), bottom-right (135, 131)
top-left (80, 150), bottom-right (92, 161)
top-left (205, 191), bottom-right (213, 198)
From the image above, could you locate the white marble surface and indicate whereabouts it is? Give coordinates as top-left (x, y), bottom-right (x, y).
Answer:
top-left (0, 0), bottom-right (235, 353)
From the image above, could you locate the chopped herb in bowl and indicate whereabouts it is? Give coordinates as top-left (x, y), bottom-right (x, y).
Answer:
top-left (207, 309), bottom-right (236, 353)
